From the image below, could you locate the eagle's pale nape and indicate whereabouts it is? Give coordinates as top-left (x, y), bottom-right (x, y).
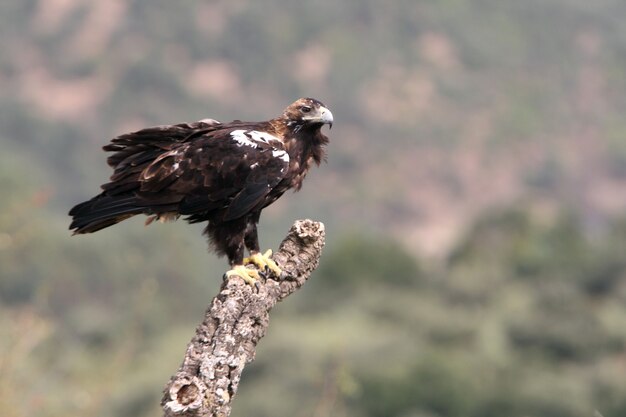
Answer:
top-left (69, 98), bottom-right (333, 286)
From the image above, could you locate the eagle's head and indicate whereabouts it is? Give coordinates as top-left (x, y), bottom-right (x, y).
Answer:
top-left (282, 98), bottom-right (333, 130)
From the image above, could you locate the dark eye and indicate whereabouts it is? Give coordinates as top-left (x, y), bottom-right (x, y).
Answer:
top-left (300, 106), bottom-right (312, 113)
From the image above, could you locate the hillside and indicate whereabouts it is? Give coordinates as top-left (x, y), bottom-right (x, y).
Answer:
top-left (3, 0), bottom-right (626, 253)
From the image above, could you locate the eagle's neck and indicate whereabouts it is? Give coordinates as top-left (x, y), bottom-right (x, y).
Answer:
top-left (271, 118), bottom-right (328, 190)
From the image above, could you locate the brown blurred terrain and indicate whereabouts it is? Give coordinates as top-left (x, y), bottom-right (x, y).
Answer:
top-left (1, 1), bottom-right (626, 417)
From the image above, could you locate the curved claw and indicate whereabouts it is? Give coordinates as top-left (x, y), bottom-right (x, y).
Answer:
top-left (244, 249), bottom-right (283, 278)
top-left (224, 265), bottom-right (261, 289)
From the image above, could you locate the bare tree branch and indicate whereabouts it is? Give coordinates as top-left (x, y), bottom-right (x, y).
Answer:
top-left (161, 219), bottom-right (326, 417)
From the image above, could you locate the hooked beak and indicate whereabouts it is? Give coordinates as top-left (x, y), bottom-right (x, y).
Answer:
top-left (318, 106), bottom-right (334, 129)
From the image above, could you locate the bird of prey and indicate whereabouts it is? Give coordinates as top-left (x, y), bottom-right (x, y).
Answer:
top-left (69, 98), bottom-right (333, 285)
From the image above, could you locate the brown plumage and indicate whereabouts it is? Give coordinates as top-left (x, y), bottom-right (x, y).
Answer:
top-left (69, 98), bottom-right (333, 272)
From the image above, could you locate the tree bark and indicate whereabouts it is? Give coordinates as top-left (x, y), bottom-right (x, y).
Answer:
top-left (161, 219), bottom-right (325, 417)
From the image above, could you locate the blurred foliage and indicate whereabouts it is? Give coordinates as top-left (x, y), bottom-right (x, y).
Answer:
top-left (234, 208), bottom-right (626, 417)
top-left (317, 233), bottom-right (421, 288)
top-left (3, 172), bottom-right (626, 417)
top-left (2, 1), bottom-right (626, 417)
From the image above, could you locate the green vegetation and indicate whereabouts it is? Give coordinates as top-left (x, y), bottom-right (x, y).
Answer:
top-left (2, 1), bottom-right (626, 416)
top-left (238, 211), bottom-right (626, 417)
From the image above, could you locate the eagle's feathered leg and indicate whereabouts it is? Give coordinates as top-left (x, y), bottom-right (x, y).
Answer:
top-left (209, 213), bottom-right (282, 287)
top-left (242, 213), bottom-right (283, 278)
top-left (207, 218), bottom-right (261, 287)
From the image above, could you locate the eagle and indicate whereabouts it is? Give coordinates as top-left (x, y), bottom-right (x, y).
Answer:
top-left (69, 98), bottom-right (333, 285)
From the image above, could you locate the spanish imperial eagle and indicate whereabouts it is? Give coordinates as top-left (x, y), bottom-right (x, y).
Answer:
top-left (69, 98), bottom-right (333, 285)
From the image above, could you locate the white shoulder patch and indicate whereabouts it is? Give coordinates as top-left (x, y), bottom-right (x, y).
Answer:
top-left (273, 149), bottom-right (289, 163)
top-left (230, 129), bottom-right (258, 148)
top-left (231, 129), bottom-right (282, 148)
top-left (249, 130), bottom-right (280, 144)
top-left (230, 129), bottom-right (289, 165)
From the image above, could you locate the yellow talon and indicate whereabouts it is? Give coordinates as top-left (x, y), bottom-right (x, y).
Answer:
top-left (244, 249), bottom-right (283, 277)
top-left (224, 264), bottom-right (261, 287)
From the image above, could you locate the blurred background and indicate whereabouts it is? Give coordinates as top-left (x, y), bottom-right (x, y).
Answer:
top-left (2, 1), bottom-right (626, 416)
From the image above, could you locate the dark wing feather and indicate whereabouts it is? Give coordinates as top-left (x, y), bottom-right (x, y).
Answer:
top-left (104, 119), bottom-right (221, 169)
top-left (70, 119), bottom-right (289, 234)
top-left (223, 171), bottom-right (280, 221)
top-left (170, 130), bottom-right (290, 222)
top-left (107, 124), bottom-right (290, 222)
top-left (101, 120), bottom-right (222, 195)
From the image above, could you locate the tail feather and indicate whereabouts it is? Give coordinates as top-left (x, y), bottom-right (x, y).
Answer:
top-left (69, 194), bottom-right (143, 234)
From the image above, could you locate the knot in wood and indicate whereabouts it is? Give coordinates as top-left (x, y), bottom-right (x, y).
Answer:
top-left (163, 376), bottom-right (206, 415)
top-left (293, 219), bottom-right (325, 244)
